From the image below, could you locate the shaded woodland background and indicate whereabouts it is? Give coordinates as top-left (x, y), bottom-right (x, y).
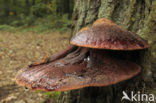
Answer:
top-left (0, 0), bottom-right (74, 103)
top-left (0, 0), bottom-right (74, 33)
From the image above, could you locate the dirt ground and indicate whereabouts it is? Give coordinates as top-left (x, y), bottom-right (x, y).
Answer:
top-left (0, 32), bottom-right (70, 103)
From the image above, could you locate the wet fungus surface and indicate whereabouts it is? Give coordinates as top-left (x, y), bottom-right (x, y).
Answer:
top-left (16, 18), bottom-right (149, 91)
top-left (71, 19), bottom-right (149, 50)
top-left (16, 47), bottom-right (141, 91)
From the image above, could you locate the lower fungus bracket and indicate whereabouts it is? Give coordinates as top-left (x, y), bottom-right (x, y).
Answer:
top-left (16, 46), bottom-right (141, 91)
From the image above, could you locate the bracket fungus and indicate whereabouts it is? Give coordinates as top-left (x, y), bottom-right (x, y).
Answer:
top-left (71, 18), bottom-right (149, 50)
top-left (16, 18), bottom-right (149, 91)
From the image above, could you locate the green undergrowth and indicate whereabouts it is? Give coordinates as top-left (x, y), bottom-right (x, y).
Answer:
top-left (43, 91), bottom-right (61, 98)
top-left (41, 91), bottom-right (61, 103)
top-left (0, 14), bottom-right (71, 33)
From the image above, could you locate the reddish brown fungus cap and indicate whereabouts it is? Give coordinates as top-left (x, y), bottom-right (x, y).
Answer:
top-left (70, 18), bottom-right (149, 50)
top-left (16, 53), bottom-right (141, 91)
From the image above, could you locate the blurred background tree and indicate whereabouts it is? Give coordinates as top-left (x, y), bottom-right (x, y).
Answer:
top-left (0, 0), bottom-right (74, 33)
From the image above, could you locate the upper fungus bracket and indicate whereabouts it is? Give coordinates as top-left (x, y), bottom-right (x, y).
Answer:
top-left (70, 18), bottom-right (149, 50)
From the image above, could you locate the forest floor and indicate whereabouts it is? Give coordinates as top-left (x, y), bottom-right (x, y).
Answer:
top-left (0, 32), bottom-right (70, 103)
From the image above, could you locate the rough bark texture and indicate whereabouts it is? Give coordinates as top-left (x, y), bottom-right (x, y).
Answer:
top-left (57, 0), bottom-right (156, 103)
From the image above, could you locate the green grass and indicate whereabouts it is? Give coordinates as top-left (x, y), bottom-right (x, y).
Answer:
top-left (0, 24), bottom-right (17, 32)
top-left (43, 91), bottom-right (61, 98)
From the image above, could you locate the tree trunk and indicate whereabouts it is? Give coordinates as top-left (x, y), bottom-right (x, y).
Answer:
top-left (63, 0), bottom-right (70, 14)
top-left (56, 0), bottom-right (71, 16)
top-left (69, 0), bottom-right (74, 18)
top-left (58, 0), bottom-right (156, 103)
top-left (25, 0), bottom-right (30, 15)
top-left (3, 0), bottom-right (10, 16)
top-left (32, 0), bottom-right (35, 5)
top-left (13, 0), bottom-right (17, 16)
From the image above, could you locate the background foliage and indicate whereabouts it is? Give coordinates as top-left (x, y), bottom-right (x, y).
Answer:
top-left (0, 0), bottom-right (74, 33)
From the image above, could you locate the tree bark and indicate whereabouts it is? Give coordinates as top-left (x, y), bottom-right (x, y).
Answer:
top-left (58, 0), bottom-right (156, 103)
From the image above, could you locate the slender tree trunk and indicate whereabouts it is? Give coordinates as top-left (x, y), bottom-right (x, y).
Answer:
top-left (25, 0), bottom-right (30, 15)
top-left (56, 1), bottom-right (62, 15)
top-left (3, 0), bottom-right (10, 16)
top-left (56, 0), bottom-right (72, 16)
top-left (32, 0), bottom-right (35, 5)
top-left (13, 0), bottom-right (17, 16)
top-left (58, 0), bottom-right (156, 103)
top-left (63, 0), bottom-right (70, 14)
top-left (42, 0), bottom-right (50, 4)
top-left (69, 0), bottom-right (74, 18)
